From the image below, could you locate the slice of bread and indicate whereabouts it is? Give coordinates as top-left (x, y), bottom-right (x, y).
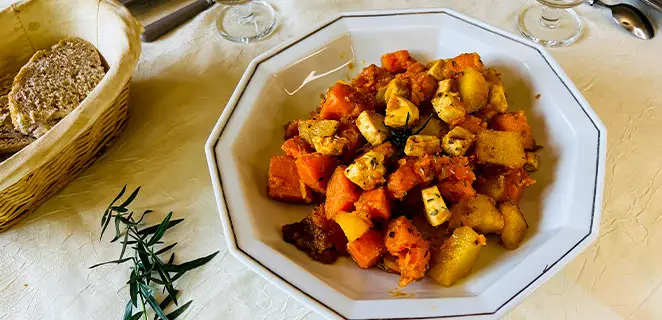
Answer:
top-left (8, 37), bottom-right (105, 137)
top-left (0, 72), bottom-right (34, 155)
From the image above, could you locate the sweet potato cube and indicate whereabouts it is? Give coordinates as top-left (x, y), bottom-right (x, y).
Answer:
top-left (381, 50), bottom-right (411, 74)
top-left (347, 230), bottom-right (386, 268)
top-left (267, 156), bottom-right (313, 204)
top-left (490, 111), bottom-right (535, 149)
top-left (325, 166), bottom-right (362, 219)
top-left (320, 83), bottom-right (374, 120)
top-left (386, 162), bottom-right (423, 200)
top-left (296, 153), bottom-right (338, 194)
top-left (282, 136), bottom-right (313, 158)
top-left (355, 187), bottom-right (392, 222)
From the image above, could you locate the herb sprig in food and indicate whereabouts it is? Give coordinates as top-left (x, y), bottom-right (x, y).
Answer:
top-left (91, 186), bottom-right (219, 320)
top-left (387, 112), bottom-right (434, 158)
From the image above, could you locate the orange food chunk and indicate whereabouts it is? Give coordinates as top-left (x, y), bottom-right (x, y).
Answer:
top-left (347, 229), bottom-right (386, 269)
top-left (337, 123), bottom-right (366, 163)
top-left (355, 187), bottom-right (392, 222)
top-left (384, 216), bottom-right (431, 287)
top-left (504, 168), bottom-right (536, 203)
top-left (282, 136), bottom-right (313, 158)
top-left (438, 178), bottom-right (476, 204)
top-left (441, 53), bottom-right (485, 79)
top-left (284, 120), bottom-right (300, 140)
top-left (352, 64), bottom-right (394, 95)
top-left (381, 50), bottom-right (412, 74)
top-left (386, 161), bottom-right (423, 200)
top-left (325, 166), bottom-right (362, 219)
top-left (490, 111), bottom-right (535, 149)
top-left (296, 153), bottom-right (338, 194)
top-left (396, 71), bottom-right (438, 105)
top-left (268, 156), bottom-right (313, 204)
top-left (455, 115), bottom-right (487, 134)
top-left (320, 83), bottom-right (375, 121)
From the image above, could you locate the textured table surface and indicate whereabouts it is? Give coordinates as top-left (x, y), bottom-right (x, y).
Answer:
top-left (1, 0), bottom-right (661, 319)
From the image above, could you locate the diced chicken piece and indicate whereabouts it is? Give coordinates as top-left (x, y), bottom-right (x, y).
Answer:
top-left (312, 136), bottom-right (348, 156)
top-left (405, 135), bottom-right (442, 157)
top-left (356, 111), bottom-right (391, 146)
top-left (442, 127), bottom-right (476, 156)
top-left (421, 186), bottom-right (451, 227)
top-left (298, 119), bottom-right (339, 144)
top-left (432, 92), bottom-right (466, 126)
top-left (436, 79), bottom-right (458, 94)
top-left (427, 59), bottom-right (445, 81)
top-left (344, 151), bottom-right (388, 190)
top-left (376, 77), bottom-right (410, 105)
top-left (385, 96), bottom-right (419, 128)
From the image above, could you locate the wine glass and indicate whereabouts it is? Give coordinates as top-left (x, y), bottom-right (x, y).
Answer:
top-left (517, 0), bottom-right (584, 47)
top-left (215, 0), bottom-right (278, 43)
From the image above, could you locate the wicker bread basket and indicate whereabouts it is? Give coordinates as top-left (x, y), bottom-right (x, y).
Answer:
top-left (0, 0), bottom-right (142, 231)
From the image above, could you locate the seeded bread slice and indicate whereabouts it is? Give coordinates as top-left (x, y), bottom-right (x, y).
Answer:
top-left (0, 73), bottom-right (34, 155)
top-left (8, 37), bottom-right (105, 137)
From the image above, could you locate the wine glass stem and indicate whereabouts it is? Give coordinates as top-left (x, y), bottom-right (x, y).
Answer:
top-left (233, 3), bottom-right (255, 25)
top-left (540, 6), bottom-right (561, 29)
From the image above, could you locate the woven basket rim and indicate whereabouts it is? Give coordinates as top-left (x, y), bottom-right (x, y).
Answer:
top-left (0, 0), bottom-right (143, 190)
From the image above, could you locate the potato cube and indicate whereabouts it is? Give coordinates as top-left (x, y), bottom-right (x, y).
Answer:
top-left (499, 202), bottom-right (529, 250)
top-left (448, 194), bottom-right (504, 234)
top-left (344, 151), bottom-right (387, 190)
top-left (405, 135), bottom-right (442, 156)
top-left (524, 152), bottom-right (540, 172)
top-left (334, 211), bottom-right (371, 242)
top-left (436, 79), bottom-right (458, 94)
top-left (376, 78), bottom-right (410, 105)
top-left (475, 174), bottom-right (506, 201)
top-left (488, 83), bottom-right (508, 114)
top-left (312, 136), bottom-right (348, 155)
top-left (356, 111), bottom-right (391, 145)
top-left (475, 130), bottom-right (526, 168)
top-left (458, 68), bottom-right (489, 113)
top-left (427, 59), bottom-right (445, 81)
top-left (432, 92), bottom-right (465, 126)
top-left (385, 96), bottom-right (419, 128)
top-left (421, 186), bottom-right (451, 227)
top-left (484, 67), bottom-right (502, 85)
top-left (428, 226), bottom-right (486, 287)
top-left (414, 117), bottom-right (447, 137)
top-left (442, 127), bottom-right (475, 156)
top-left (298, 119), bottom-right (339, 144)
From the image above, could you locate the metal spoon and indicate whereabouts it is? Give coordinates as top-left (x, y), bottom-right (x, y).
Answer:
top-left (588, 0), bottom-right (655, 39)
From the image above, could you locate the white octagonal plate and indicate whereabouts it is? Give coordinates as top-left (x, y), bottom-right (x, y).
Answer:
top-left (205, 8), bottom-right (606, 320)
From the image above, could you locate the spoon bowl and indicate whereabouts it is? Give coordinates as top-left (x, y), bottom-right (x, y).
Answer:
top-left (590, 0), bottom-right (655, 40)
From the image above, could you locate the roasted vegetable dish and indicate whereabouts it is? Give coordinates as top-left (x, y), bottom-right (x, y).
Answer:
top-left (268, 50), bottom-right (540, 287)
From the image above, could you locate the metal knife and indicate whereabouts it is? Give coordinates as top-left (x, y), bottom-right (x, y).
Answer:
top-left (122, 0), bottom-right (215, 42)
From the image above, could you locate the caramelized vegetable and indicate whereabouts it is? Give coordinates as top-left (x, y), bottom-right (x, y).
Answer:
top-left (428, 226), bottom-right (486, 287)
top-left (499, 201), bottom-right (529, 249)
top-left (385, 216), bottom-right (431, 286)
top-left (325, 166), bottom-right (362, 219)
top-left (352, 64), bottom-right (394, 95)
top-left (490, 111), bottom-right (535, 149)
top-left (448, 194), bottom-right (504, 234)
top-left (355, 187), bottom-right (392, 222)
top-left (281, 136), bottom-right (313, 158)
top-left (347, 229), bottom-right (386, 268)
top-left (268, 156), bottom-right (313, 204)
top-left (381, 50), bottom-right (413, 74)
top-left (296, 153), bottom-right (339, 194)
top-left (320, 82), bottom-right (375, 120)
top-left (334, 211), bottom-right (371, 242)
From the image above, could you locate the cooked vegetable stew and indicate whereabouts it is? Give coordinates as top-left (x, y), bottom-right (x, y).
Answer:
top-left (269, 50), bottom-right (539, 287)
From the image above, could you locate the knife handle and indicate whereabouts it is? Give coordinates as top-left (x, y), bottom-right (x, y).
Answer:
top-left (141, 0), bottom-right (214, 42)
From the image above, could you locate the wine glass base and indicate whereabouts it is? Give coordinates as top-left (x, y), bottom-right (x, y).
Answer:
top-left (216, 0), bottom-right (277, 43)
top-left (517, 4), bottom-right (582, 47)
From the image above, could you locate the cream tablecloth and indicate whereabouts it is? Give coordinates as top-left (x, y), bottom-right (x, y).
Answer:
top-left (0, 0), bottom-right (661, 319)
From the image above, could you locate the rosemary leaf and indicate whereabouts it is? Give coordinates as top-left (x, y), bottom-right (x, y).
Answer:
top-left (140, 285), bottom-right (168, 320)
top-left (166, 300), bottom-right (192, 320)
top-left (148, 212), bottom-right (173, 246)
top-left (155, 243), bottom-right (177, 256)
top-left (154, 290), bottom-right (180, 320)
top-left (111, 214), bottom-right (122, 242)
top-left (130, 269), bottom-right (138, 307)
top-left (102, 185), bottom-right (126, 227)
top-left (123, 300), bottom-right (133, 320)
top-left (129, 312), bottom-right (144, 320)
top-left (118, 186), bottom-right (142, 209)
top-left (138, 219), bottom-right (184, 237)
top-left (118, 230), bottom-right (131, 261)
top-left (89, 257), bottom-right (133, 269)
top-left (162, 251), bottom-right (220, 273)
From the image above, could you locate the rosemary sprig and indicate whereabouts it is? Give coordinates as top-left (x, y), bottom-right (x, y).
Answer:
top-left (386, 113), bottom-right (434, 158)
top-left (92, 186), bottom-right (219, 320)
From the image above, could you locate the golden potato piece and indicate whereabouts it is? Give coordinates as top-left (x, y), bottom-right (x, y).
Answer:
top-left (458, 68), bottom-right (489, 113)
top-left (475, 174), bottom-right (506, 201)
top-left (385, 96), bottom-right (419, 128)
top-left (475, 130), bottom-right (526, 168)
top-left (448, 194), bottom-right (504, 234)
top-left (413, 117), bottom-right (448, 137)
top-left (427, 59), bottom-right (445, 81)
top-left (428, 226), bottom-right (486, 287)
top-left (499, 202), bottom-right (528, 250)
